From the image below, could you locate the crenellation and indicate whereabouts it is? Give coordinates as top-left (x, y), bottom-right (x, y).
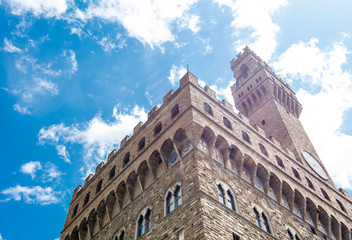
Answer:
top-left (148, 106), bottom-right (159, 120)
top-left (120, 135), bottom-right (130, 149)
top-left (84, 174), bottom-right (93, 187)
top-left (107, 149), bottom-right (117, 162)
top-left (95, 161), bottom-right (105, 174)
top-left (221, 99), bottom-right (233, 112)
top-left (133, 121), bottom-right (144, 134)
top-left (163, 89), bottom-right (175, 104)
top-left (204, 86), bottom-right (217, 99)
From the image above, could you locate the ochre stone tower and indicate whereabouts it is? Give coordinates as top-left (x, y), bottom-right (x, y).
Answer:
top-left (60, 48), bottom-right (352, 240)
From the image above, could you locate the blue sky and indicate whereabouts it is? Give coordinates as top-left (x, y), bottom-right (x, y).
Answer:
top-left (1, 0), bottom-right (352, 239)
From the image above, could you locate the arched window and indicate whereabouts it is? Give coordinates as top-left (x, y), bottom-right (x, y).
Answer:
top-left (109, 166), bottom-right (116, 180)
top-left (217, 183), bottom-right (236, 211)
top-left (71, 204), bottom-right (78, 218)
top-left (287, 229), bottom-right (300, 240)
top-left (204, 102), bottom-right (213, 116)
top-left (292, 168), bottom-right (301, 180)
top-left (171, 104), bottom-right (179, 118)
top-left (137, 209), bottom-right (151, 237)
top-left (138, 137), bottom-right (145, 151)
top-left (83, 192), bottom-right (90, 206)
top-left (218, 185), bottom-right (225, 204)
top-left (241, 130), bottom-right (251, 144)
top-left (223, 117), bottom-right (232, 130)
top-left (275, 156), bottom-right (285, 169)
top-left (336, 199), bottom-right (347, 212)
top-left (154, 122), bottom-right (162, 136)
top-left (305, 177), bottom-right (315, 190)
top-left (253, 206), bottom-right (272, 234)
top-left (96, 179), bottom-right (103, 194)
top-left (123, 152), bottom-right (130, 166)
top-left (165, 185), bottom-right (182, 214)
top-left (259, 143), bottom-right (268, 156)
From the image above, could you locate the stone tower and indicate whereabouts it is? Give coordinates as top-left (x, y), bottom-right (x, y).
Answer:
top-left (60, 48), bottom-right (352, 240)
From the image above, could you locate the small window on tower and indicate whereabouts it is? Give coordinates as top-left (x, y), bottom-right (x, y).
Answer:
top-left (321, 189), bottom-right (330, 201)
top-left (241, 130), bottom-right (251, 144)
top-left (154, 122), bottom-right (162, 136)
top-left (171, 104), bottom-right (179, 118)
top-left (138, 137), bottom-right (145, 151)
top-left (305, 177), bottom-right (315, 190)
top-left (96, 179), bottom-right (103, 194)
top-left (109, 166), bottom-right (116, 180)
top-left (336, 199), bottom-right (347, 212)
top-left (204, 102), bottom-right (213, 116)
top-left (275, 156), bottom-right (285, 169)
top-left (84, 192), bottom-right (90, 206)
top-left (71, 204), bottom-right (78, 218)
top-left (123, 152), bottom-right (130, 166)
top-left (223, 117), bottom-right (232, 130)
top-left (232, 233), bottom-right (240, 240)
top-left (261, 119), bottom-right (266, 125)
top-left (258, 143), bottom-right (268, 156)
top-left (292, 168), bottom-right (301, 180)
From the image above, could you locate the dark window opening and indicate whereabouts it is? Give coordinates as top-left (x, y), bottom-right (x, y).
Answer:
top-left (138, 137), bottom-right (145, 151)
top-left (306, 177), bottom-right (315, 190)
top-left (241, 130), bottom-right (251, 144)
top-left (321, 189), bottom-right (330, 201)
top-left (261, 119), bottom-right (266, 125)
top-left (119, 231), bottom-right (125, 240)
top-left (123, 152), bottom-right (130, 166)
top-left (109, 166), bottom-right (116, 180)
top-left (204, 102), bottom-right (213, 116)
top-left (154, 122), bottom-right (162, 136)
top-left (259, 143), bottom-right (268, 156)
top-left (218, 185), bottom-right (225, 204)
top-left (292, 168), bottom-right (301, 180)
top-left (171, 104), bottom-right (179, 118)
top-left (336, 199), bottom-right (347, 212)
top-left (310, 226), bottom-right (317, 235)
top-left (276, 156), bottom-right (285, 169)
top-left (84, 192), bottom-right (90, 206)
top-left (232, 233), bottom-right (240, 240)
top-left (72, 204), bottom-right (78, 218)
top-left (223, 117), bottom-right (232, 130)
top-left (96, 179), bottom-right (103, 194)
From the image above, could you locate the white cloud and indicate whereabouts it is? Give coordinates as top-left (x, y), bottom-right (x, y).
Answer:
top-left (210, 80), bottom-right (236, 106)
top-left (179, 14), bottom-right (200, 33)
top-left (3, 38), bottom-right (22, 53)
top-left (64, 49), bottom-right (78, 73)
top-left (97, 34), bottom-right (127, 52)
top-left (215, 0), bottom-right (287, 61)
top-left (81, 0), bottom-right (198, 48)
top-left (168, 64), bottom-right (187, 86)
top-left (4, 0), bottom-right (70, 18)
top-left (38, 105), bottom-right (148, 177)
top-left (13, 104), bottom-right (31, 115)
top-left (69, 27), bottom-right (86, 39)
top-left (273, 37), bottom-right (352, 189)
top-left (1, 185), bottom-right (61, 205)
top-left (0, 233), bottom-right (3, 240)
top-left (20, 161), bottom-right (42, 179)
top-left (55, 145), bottom-right (71, 163)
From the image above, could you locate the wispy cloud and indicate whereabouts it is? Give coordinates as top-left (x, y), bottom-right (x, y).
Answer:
top-left (1, 185), bottom-right (61, 205)
top-left (38, 105), bottom-right (148, 177)
top-left (63, 49), bottom-right (78, 73)
top-left (273, 36), bottom-right (352, 189)
top-left (97, 33), bottom-right (127, 53)
top-left (13, 104), bottom-right (31, 115)
top-left (3, 38), bottom-right (22, 53)
top-left (20, 161), bottom-right (63, 183)
top-left (3, 0), bottom-right (70, 18)
top-left (55, 145), bottom-right (71, 163)
top-left (168, 64), bottom-right (187, 86)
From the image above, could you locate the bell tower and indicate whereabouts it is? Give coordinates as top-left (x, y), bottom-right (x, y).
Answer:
top-left (230, 46), bottom-right (330, 180)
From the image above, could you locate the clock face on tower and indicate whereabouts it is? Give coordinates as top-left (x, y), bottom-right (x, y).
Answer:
top-left (301, 150), bottom-right (328, 180)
